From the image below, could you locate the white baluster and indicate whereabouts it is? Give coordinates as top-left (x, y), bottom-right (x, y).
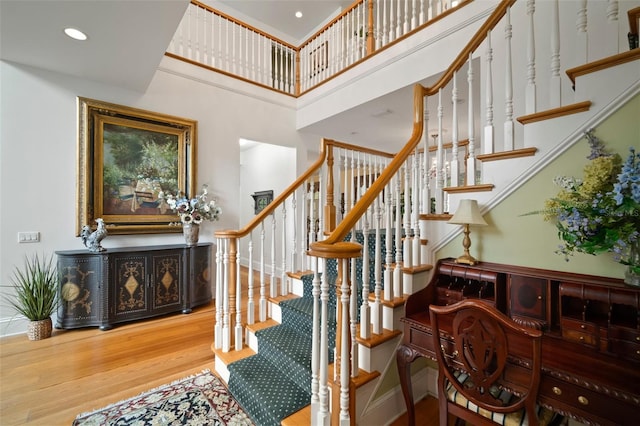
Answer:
top-left (311, 256), bottom-right (321, 420)
top-left (235, 239), bottom-right (243, 351)
top-left (526, 0), bottom-right (537, 114)
top-left (549, 0), bottom-right (561, 108)
top-left (271, 213), bottom-right (277, 298)
top-left (604, 0), bottom-right (620, 57)
top-left (215, 238), bottom-right (223, 349)
top-left (484, 29), bottom-right (495, 155)
top-left (383, 179), bottom-right (394, 305)
top-left (260, 223), bottom-right (267, 322)
top-left (317, 258), bottom-right (330, 426)
top-left (349, 226), bottom-right (359, 377)
top-left (371, 159), bottom-right (384, 335)
top-left (412, 149), bottom-right (421, 267)
top-left (422, 104), bottom-right (430, 211)
top-left (576, 0), bottom-right (588, 65)
top-left (450, 71), bottom-right (460, 187)
top-left (411, 0), bottom-right (418, 30)
top-left (504, 8), bottom-right (514, 151)
top-left (396, 0), bottom-right (402, 40)
top-left (403, 158), bottom-right (412, 270)
top-left (466, 53), bottom-right (478, 185)
top-left (339, 258), bottom-right (351, 425)
top-left (361, 191), bottom-right (371, 340)
top-left (222, 238), bottom-right (230, 352)
top-left (404, 0), bottom-right (410, 35)
top-left (291, 192), bottom-right (297, 273)
top-left (435, 89), bottom-right (445, 213)
top-left (393, 173), bottom-right (403, 298)
top-left (247, 231), bottom-right (254, 326)
top-left (308, 181), bottom-right (317, 271)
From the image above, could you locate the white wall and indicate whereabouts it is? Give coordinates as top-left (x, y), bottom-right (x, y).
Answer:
top-left (239, 142), bottom-right (297, 272)
top-left (0, 56), bottom-right (320, 336)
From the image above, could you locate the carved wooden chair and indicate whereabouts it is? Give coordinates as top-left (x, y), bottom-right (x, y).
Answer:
top-left (429, 300), bottom-right (558, 426)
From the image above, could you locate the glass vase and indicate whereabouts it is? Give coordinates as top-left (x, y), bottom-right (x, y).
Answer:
top-left (182, 223), bottom-right (200, 246)
top-left (624, 240), bottom-right (640, 287)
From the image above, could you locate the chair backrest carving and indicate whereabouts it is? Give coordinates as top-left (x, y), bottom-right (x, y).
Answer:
top-left (429, 299), bottom-right (544, 426)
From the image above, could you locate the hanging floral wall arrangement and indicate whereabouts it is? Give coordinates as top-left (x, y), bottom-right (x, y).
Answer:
top-left (532, 129), bottom-right (639, 284)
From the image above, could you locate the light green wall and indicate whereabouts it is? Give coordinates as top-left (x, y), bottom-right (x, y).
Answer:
top-left (438, 94), bottom-right (640, 278)
top-left (373, 94), bottom-right (639, 403)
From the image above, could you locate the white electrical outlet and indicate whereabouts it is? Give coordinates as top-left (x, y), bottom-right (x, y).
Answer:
top-left (17, 231), bottom-right (40, 243)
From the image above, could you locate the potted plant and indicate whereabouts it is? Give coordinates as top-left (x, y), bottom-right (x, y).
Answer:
top-left (5, 254), bottom-right (59, 340)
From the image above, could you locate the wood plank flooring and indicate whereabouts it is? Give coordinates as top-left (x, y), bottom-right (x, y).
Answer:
top-left (0, 270), bottom-right (439, 426)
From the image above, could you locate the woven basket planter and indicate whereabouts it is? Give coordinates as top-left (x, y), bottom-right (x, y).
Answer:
top-left (27, 318), bottom-right (53, 341)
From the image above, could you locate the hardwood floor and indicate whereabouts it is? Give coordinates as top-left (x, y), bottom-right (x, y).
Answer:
top-left (0, 271), bottom-right (439, 426)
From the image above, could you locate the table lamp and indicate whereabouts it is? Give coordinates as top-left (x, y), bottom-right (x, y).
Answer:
top-left (448, 199), bottom-right (487, 265)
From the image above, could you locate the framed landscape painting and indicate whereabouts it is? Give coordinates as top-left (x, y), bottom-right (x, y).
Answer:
top-left (77, 97), bottom-right (197, 235)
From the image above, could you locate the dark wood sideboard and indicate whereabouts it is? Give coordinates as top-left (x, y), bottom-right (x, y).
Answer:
top-left (56, 243), bottom-right (213, 330)
top-left (397, 258), bottom-right (640, 426)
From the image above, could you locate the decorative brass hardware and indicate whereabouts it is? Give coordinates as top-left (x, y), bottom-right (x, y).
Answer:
top-left (578, 396), bottom-right (589, 405)
top-left (552, 387), bottom-right (562, 395)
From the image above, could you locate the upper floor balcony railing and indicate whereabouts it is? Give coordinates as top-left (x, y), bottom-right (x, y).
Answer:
top-left (166, 0), bottom-right (465, 96)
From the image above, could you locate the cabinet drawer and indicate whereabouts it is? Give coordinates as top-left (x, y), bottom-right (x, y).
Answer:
top-left (561, 318), bottom-right (598, 347)
top-left (608, 338), bottom-right (640, 362)
top-left (609, 325), bottom-right (640, 343)
top-left (540, 375), bottom-right (636, 426)
top-left (436, 287), bottom-right (463, 305)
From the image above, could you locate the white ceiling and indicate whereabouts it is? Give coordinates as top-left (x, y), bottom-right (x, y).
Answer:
top-left (0, 0), bottom-right (191, 92)
top-left (0, 0), bottom-right (444, 151)
top-left (217, 0), bottom-right (353, 42)
top-left (0, 0), bottom-right (352, 92)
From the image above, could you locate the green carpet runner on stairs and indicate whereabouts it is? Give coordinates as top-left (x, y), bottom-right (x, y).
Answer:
top-left (227, 230), bottom-right (398, 425)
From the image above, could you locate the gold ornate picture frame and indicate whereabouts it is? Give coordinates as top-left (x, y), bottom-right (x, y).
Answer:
top-left (77, 97), bottom-right (197, 235)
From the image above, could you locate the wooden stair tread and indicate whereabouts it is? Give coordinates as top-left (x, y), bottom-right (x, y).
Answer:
top-left (401, 264), bottom-right (433, 274)
top-left (212, 344), bottom-right (255, 365)
top-left (443, 183), bottom-right (494, 193)
top-left (516, 100), bottom-right (591, 125)
top-left (356, 324), bottom-right (402, 348)
top-left (368, 293), bottom-right (407, 308)
top-left (246, 319), bottom-right (279, 334)
top-left (287, 270), bottom-right (313, 279)
top-left (476, 147), bottom-right (538, 162)
top-left (281, 404), bottom-right (311, 426)
top-left (420, 213), bottom-right (453, 221)
top-left (268, 293), bottom-right (300, 304)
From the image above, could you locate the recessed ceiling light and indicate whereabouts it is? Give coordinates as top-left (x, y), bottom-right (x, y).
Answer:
top-left (295, 11), bottom-right (303, 18)
top-left (64, 27), bottom-right (88, 41)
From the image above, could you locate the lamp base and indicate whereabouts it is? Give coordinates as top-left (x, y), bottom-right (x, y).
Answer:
top-left (454, 254), bottom-right (479, 265)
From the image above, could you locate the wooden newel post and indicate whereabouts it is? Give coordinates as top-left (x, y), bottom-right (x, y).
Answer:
top-left (367, 0), bottom-right (375, 55)
top-left (324, 144), bottom-right (336, 234)
top-left (308, 241), bottom-right (362, 426)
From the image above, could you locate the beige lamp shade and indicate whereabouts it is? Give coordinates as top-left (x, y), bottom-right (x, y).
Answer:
top-left (448, 199), bottom-right (487, 265)
top-left (448, 199), bottom-right (488, 226)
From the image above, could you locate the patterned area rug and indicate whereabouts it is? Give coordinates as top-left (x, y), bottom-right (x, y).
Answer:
top-left (73, 370), bottom-right (254, 426)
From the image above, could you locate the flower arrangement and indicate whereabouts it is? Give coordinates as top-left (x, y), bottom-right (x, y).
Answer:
top-left (163, 184), bottom-right (221, 225)
top-left (537, 129), bottom-right (639, 280)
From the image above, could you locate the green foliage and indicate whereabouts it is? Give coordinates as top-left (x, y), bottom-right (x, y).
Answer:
top-left (530, 129), bottom-right (640, 272)
top-left (5, 254), bottom-right (59, 321)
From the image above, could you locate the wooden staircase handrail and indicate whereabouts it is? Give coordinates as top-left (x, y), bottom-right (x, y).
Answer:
top-left (214, 138), bottom-right (395, 240)
top-left (312, 0), bottom-right (516, 248)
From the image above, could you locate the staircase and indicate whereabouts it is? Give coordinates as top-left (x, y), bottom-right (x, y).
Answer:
top-left (205, 1), bottom-right (640, 424)
top-left (226, 230), bottom-right (398, 425)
